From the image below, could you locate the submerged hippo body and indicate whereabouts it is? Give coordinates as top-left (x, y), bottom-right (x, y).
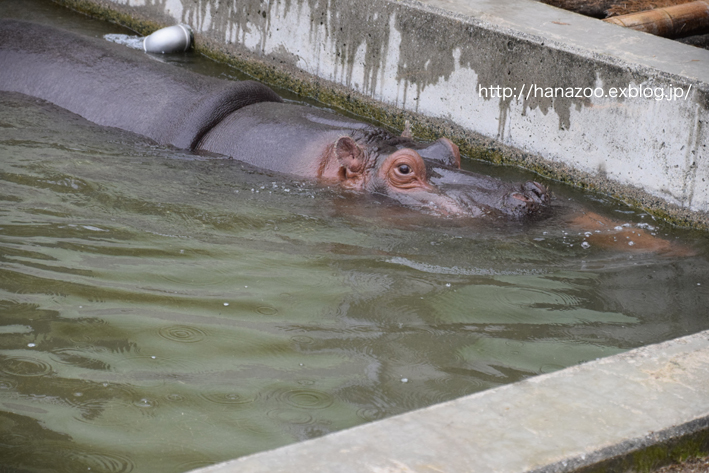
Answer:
top-left (0, 20), bottom-right (550, 218)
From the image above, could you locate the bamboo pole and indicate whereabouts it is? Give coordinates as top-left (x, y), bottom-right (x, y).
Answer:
top-left (606, 0), bottom-right (696, 17)
top-left (540, 0), bottom-right (619, 18)
top-left (603, 0), bottom-right (709, 37)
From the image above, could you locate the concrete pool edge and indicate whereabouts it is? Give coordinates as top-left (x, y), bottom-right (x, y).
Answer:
top-left (185, 330), bottom-right (709, 473)
top-left (50, 0), bottom-right (709, 229)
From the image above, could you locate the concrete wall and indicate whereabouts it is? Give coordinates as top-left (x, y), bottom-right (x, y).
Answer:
top-left (56, 0), bottom-right (709, 227)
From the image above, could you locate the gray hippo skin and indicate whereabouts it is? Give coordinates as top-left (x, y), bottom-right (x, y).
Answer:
top-left (0, 20), bottom-right (550, 218)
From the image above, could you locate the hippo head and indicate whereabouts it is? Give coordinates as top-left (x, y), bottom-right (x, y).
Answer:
top-left (324, 131), bottom-right (550, 219)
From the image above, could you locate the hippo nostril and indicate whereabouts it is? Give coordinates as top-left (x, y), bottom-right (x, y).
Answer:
top-left (511, 192), bottom-right (533, 203)
top-left (523, 181), bottom-right (550, 202)
top-left (508, 191), bottom-right (543, 215)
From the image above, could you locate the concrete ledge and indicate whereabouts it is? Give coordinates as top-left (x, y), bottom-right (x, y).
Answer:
top-left (188, 330), bottom-right (709, 473)
top-left (53, 0), bottom-right (709, 228)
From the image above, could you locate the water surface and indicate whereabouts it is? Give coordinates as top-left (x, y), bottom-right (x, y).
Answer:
top-left (1, 2), bottom-right (709, 472)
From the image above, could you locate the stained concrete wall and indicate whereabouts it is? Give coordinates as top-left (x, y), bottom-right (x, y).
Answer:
top-left (55, 0), bottom-right (709, 227)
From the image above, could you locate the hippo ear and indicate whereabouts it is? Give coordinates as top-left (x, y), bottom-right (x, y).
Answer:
top-left (335, 137), bottom-right (366, 182)
top-left (416, 138), bottom-right (461, 168)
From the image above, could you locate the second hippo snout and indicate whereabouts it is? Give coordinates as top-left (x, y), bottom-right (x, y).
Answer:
top-left (508, 181), bottom-right (551, 214)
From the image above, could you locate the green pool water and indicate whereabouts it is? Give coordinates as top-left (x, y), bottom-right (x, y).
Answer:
top-left (1, 1), bottom-right (709, 472)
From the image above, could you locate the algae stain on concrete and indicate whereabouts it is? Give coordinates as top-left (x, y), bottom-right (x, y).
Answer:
top-left (314, 0), bottom-right (393, 95)
top-left (455, 29), bottom-right (598, 135)
top-left (681, 105), bottom-right (709, 212)
top-left (380, 5), bottom-right (594, 136)
top-left (384, 4), bottom-right (656, 139)
top-left (179, 0), bottom-right (271, 53)
top-left (174, 0), bottom-right (395, 98)
top-left (159, 0), bottom-right (620, 136)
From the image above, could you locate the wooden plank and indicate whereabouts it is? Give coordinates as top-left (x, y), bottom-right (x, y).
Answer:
top-left (603, 0), bottom-right (709, 38)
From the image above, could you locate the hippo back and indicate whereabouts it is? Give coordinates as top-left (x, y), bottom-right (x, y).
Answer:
top-left (0, 20), bottom-right (282, 150)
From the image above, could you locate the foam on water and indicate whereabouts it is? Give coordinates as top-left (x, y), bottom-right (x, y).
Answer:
top-left (104, 33), bottom-right (145, 51)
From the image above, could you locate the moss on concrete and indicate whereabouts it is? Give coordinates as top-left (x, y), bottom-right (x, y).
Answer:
top-left (51, 0), bottom-right (161, 35)
top-left (574, 427), bottom-right (709, 473)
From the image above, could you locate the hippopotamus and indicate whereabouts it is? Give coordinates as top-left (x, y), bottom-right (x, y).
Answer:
top-left (0, 19), bottom-right (550, 218)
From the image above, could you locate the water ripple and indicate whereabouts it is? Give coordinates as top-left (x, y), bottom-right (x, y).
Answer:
top-left (159, 265), bottom-right (233, 287)
top-left (132, 397), bottom-right (158, 409)
top-left (112, 355), bottom-right (203, 376)
top-left (175, 460), bottom-right (216, 472)
top-left (52, 347), bottom-right (111, 370)
top-left (62, 450), bottom-right (135, 473)
top-left (70, 383), bottom-right (144, 426)
top-left (273, 388), bottom-right (334, 410)
top-left (0, 355), bottom-right (54, 377)
top-left (256, 306), bottom-right (278, 316)
top-left (290, 335), bottom-right (314, 345)
top-left (266, 408), bottom-right (314, 425)
top-left (157, 325), bottom-right (206, 343)
top-left (355, 406), bottom-right (386, 422)
top-left (199, 389), bottom-right (255, 405)
top-left (0, 378), bottom-right (18, 390)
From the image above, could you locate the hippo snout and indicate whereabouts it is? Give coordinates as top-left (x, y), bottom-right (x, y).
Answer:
top-left (508, 181), bottom-right (551, 214)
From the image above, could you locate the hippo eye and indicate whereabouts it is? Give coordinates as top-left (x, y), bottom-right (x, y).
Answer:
top-left (384, 151), bottom-right (432, 191)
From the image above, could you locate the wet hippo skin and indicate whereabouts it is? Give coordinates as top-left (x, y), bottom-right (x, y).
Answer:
top-left (0, 19), bottom-right (550, 219)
